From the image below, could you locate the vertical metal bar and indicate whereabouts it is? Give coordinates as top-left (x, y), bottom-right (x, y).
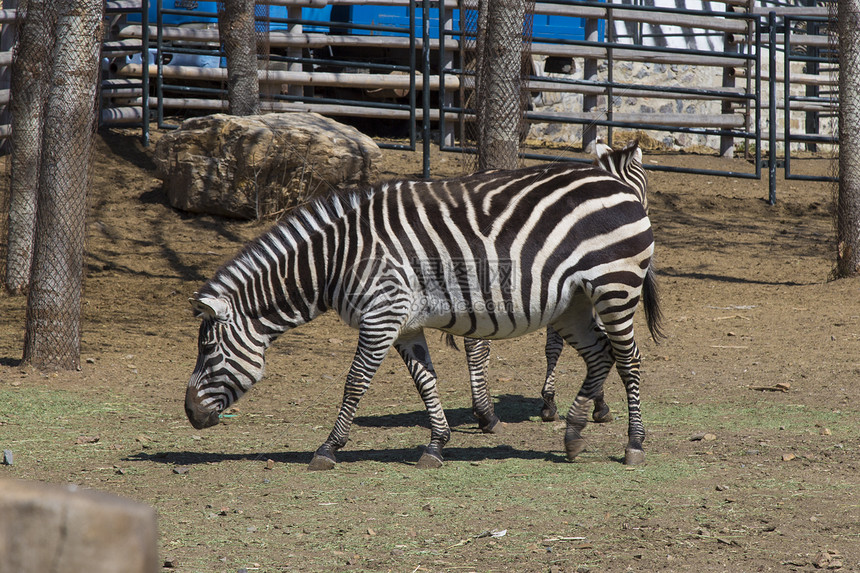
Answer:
top-left (141, 0), bottom-right (150, 145)
top-left (607, 4), bottom-right (614, 147)
top-left (784, 15), bottom-right (791, 179)
top-left (409, 0), bottom-right (416, 150)
top-left (438, 0), bottom-right (447, 148)
top-left (745, 0), bottom-right (754, 161)
top-left (803, 1), bottom-right (819, 152)
top-left (581, 16), bottom-right (599, 150)
top-left (156, 0), bottom-right (164, 128)
top-left (754, 13), bottom-right (761, 180)
top-left (458, 0), bottom-right (467, 151)
top-left (422, 0), bottom-right (431, 178)
top-left (767, 10), bottom-right (777, 205)
top-left (719, 18), bottom-right (737, 157)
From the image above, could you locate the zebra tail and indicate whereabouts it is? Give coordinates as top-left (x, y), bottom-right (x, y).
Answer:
top-left (443, 333), bottom-right (460, 351)
top-left (643, 263), bottom-right (665, 342)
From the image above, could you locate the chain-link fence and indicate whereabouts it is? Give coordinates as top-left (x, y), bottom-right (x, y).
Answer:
top-left (2, 0), bottom-right (104, 370)
top-left (461, 0), bottom-right (534, 172)
top-left (834, 0), bottom-right (860, 277)
top-left (218, 0), bottom-right (261, 116)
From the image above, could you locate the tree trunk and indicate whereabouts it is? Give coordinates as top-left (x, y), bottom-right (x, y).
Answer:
top-left (219, 0), bottom-right (261, 116)
top-left (476, 0), bottom-right (524, 171)
top-left (23, 0), bottom-right (103, 370)
top-left (5, 0), bottom-right (55, 294)
top-left (836, 0), bottom-right (860, 277)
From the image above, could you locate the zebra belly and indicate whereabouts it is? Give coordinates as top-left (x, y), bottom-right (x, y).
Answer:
top-left (409, 289), bottom-right (560, 340)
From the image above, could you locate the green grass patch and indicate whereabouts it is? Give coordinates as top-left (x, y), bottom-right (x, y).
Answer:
top-left (647, 400), bottom-right (855, 434)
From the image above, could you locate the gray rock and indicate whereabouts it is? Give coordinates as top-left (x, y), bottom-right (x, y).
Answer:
top-left (154, 112), bottom-right (382, 220)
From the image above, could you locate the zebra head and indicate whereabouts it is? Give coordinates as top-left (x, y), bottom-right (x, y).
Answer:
top-left (185, 293), bottom-right (266, 430)
top-left (594, 140), bottom-right (649, 212)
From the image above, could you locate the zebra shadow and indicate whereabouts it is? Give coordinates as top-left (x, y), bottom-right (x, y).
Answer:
top-left (125, 395), bottom-right (566, 467)
top-left (353, 393), bottom-right (545, 431)
top-left (125, 445), bottom-right (565, 467)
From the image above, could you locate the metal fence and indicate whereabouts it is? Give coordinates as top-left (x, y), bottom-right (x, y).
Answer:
top-left (0, 0), bottom-right (842, 198)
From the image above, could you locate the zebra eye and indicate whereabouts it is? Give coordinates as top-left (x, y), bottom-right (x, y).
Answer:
top-left (199, 327), bottom-right (219, 354)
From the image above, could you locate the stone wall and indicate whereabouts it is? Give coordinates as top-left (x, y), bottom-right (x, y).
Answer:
top-left (528, 49), bottom-right (833, 153)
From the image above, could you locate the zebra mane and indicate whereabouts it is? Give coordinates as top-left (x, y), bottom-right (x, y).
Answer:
top-left (197, 183), bottom-right (381, 301)
top-left (285, 184), bottom-right (377, 235)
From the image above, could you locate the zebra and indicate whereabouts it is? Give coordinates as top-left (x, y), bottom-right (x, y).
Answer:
top-left (461, 140), bottom-right (651, 429)
top-left (185, 144), bottom-right (662, 469)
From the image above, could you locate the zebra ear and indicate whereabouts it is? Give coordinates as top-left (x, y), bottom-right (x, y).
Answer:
top-left (622, 140), bottom-right (643, 165)
top-left (594, 142), bottom-right (613, 161)
top-left (190, 295), bottom-right (230, 321)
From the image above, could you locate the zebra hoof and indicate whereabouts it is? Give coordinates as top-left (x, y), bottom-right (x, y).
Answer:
top-left (592, 408), bottom-right (614, 424)
top-left (540, 406), bottom-right (559, 422)
top-left (307, 453), bottom-right (336, 471)
top-left (416, 451), bottom-right (444, 469)
top-left (564, 438), bottom-right (587, 461)
top-left (480, 417), bottom-right (504, 434)
top-left (624, 448), bottom-right (646, 466)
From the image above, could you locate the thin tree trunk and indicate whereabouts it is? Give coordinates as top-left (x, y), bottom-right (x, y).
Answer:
top-left (219, 0), bottom-right (261, 116)
top-left (23, 0), bottom-right (103, 370)
top-left (836, 0), bottom-right (860, 277)
top-left (477, 0), bottom-right (525, 171)
top-left (5, 0), bottom-right (56, 294)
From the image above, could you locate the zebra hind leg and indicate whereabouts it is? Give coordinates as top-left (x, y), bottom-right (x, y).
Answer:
top-left (395, 332), bottom-right (452, 468)
top-left (463, 337), bottom-right (502, 433)
top-left (614, 342), bottom-right (646, 465)
top-left (562, 336), bottom-right (615, 461)
top-left (592, 394), bottom-right (613, 423)
top-left (543, 325), bottom-right (613, 423)
top-left (595, 299), bottom-right (647, 465)
top-left (552, 302), bottom-right (616, 462)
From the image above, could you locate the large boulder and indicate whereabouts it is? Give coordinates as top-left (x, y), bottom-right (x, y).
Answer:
top-left (154, 112), bottom-right (381, 219)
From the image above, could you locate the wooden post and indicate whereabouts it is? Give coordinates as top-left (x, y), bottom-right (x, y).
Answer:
top-left (581, 16), bottom-right (599, 152)
top-left (287, 5), bottom-right (303, 99)
top-left (0, 479), bottom-right (158, 573)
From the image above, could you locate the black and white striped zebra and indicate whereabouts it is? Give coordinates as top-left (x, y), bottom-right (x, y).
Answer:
top-left (185, 147), bottom-right (662, 469)
top-left (462, 140), bottom-right (653, 428)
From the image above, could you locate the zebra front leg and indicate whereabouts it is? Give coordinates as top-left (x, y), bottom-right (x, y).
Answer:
top-left (463, 337), bottom-right (501, 433)
top-left (308, 330), bottom-right (392, 471)
top-left (395, 332), bottom-right (451, 468)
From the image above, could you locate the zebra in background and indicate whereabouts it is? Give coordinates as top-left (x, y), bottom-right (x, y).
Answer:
top-left (462, 140), bottom-right (652, 428)
top-left (185, 145), bottom-right (662, 469)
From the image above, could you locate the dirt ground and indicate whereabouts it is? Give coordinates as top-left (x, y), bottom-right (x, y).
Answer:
top-left (1, 128), bottom-right (858, 573)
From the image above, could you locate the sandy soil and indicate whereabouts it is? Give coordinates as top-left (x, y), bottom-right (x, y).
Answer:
top-left (0, 128), bottom-right (857, 572)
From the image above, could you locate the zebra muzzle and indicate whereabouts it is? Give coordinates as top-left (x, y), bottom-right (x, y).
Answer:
top-left (185, 387), bottom-right (222, 430)
top-left (185, 402), bottom-right (221, 430)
